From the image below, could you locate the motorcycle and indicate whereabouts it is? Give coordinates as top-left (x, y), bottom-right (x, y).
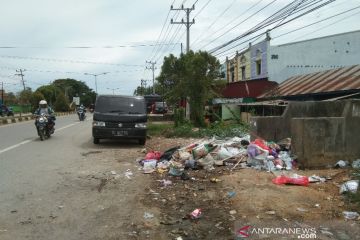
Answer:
top-left (77, 109), bottom-right (86, 121)
top-left (35, 113), bottom-right (54, 141)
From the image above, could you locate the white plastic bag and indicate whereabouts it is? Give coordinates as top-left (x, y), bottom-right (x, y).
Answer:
top-left (340, 180), bottom-right (359, 194)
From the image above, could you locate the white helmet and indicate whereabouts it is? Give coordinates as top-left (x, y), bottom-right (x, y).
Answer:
top-left (39, 100), bottom-right (47, 108)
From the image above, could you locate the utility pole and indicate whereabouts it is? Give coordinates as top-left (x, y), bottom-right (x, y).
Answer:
top-left (15, 69), bottom-right (26, 90)
top-left (171, 4), bottom-right (195, 120)
top-left (141, 79), bottom-right (147, 95)
top-left (170, 4), bottom-right (195, 53)
top-left (146, 61), bottom-right (156, 94)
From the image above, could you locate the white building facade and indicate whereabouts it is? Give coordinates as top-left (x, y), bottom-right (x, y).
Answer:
top-left (268, 30), bottom-right (360, 83)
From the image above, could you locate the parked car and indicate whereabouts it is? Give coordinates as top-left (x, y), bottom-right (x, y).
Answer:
top-left (152, 101), bottom-right (168, 114)
top-left (92, 95), bottom-right (147, 145)
top-left (0, 105), bottom-right (14, 117)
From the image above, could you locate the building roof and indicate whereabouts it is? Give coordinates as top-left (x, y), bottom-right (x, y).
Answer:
top-left (222, 79), bottom-right (278, 98)
top-left (260, 65), bottom-right (360, 98)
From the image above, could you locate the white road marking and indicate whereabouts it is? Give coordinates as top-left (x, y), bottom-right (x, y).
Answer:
top-left (0, 122), bottom-right (80, 155)
top-left (0, 140), bottom-right (33, 154)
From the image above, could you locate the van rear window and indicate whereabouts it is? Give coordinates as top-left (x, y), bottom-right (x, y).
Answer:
top-left (96, 96), bottom-right (146, 114)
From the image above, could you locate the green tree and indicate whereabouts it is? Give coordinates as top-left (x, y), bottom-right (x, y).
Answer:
top-left (157, 51), bottom-right (220, 126)
top-left (54, 92), bottom-right (70, 112)
top-left (4, 92), bottom-right (17, 105)
top-left (52, 78), bottom-right (96, 105)
top-left (18, 88), bottom-right (33, 105)
top-left (36, 85), bottom-right (60, 106)
top-left (31, 91), bottom-right (45, 111)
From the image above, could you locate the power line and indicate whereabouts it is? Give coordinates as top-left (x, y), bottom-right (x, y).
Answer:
top-left (193, 0), bottom-right (213, 18)
top-left (150, 0), bottom-right (188, 62)
top-left (200, 0), bottom-right (277, 48)
top-left (272, 5), bottom-right (360, 40)
top-left (293, 10), bottom-right (360, 41)
top-left (191, 0), bottom-right (238, 47)
top-left (0, 42), bottom-right (180, 49)
top-left (0, 55), bottom-right (144, 67)
top-left (208, 0), bottom-right (334, 54)
top-left (146, 0), bottom-right (177, 61)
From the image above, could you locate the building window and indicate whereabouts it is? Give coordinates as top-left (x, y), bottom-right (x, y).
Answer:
top-left (271, 54), bottom-right (278, 59)
top-left (256, 60), bottom-right (261, 75)
top-left (241, 66), bottom-right (246, 80)
top-left (230, 66), bottom-right (235, 82)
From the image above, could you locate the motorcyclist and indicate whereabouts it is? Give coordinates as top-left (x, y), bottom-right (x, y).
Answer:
top-left (77, 104), bottom-right (86, 119)
top-left (34, 100), bottom-right (56, 133)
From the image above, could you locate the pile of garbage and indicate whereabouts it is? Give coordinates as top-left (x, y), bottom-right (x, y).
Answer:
top-left (138, 135), bottom-right (297, 176)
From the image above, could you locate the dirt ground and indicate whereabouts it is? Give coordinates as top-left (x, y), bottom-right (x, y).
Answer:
top-left (139, 137), bottom-right (360, 240)
top-left (5, 136), bottom-right (358, 240)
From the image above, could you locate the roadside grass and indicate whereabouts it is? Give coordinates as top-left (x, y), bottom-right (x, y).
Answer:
top-left (147, 122), bottom-right (174, 136)
top-left (148, 121), bottom-right (249, 138)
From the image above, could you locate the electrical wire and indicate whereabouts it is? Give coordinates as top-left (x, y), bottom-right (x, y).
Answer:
top-left (197, 0), bottom-right (269, 50)
top-left (274, 6), bottom-right (360, 40)
top-left (208, 0), bottom-right (334, 54)
top-left (0, 55), bottom-right (144, 67)
top-left (191, 0), bottom-right (237, 47)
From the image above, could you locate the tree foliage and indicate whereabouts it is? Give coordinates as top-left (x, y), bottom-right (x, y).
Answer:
top-left (31, 91), bottom-right (45, 111)
top-left (54, 92), bottom-right (70, 112)
top-left (157, 51), bottom-right (221, 126)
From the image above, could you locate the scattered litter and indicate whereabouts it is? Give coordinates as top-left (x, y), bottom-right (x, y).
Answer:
top-left (335, 160), bottom-right (349, 168)
top-left (227, 191), bottom-right (236, 198)
top-left (158, 179), bottom-right (172, 187)
top-left (320, 228), bottom-right (333, 236)
top-left (265, 211), bottom-right (276, 215)
top-left (296, 208), bottom-right (308, 212)
top-left (229, 210), bottom-right (237, 215)
top-left (10, 210), bottom-right (17, 213)
top-left (215, 222), bottom-right (224, 230)
top-left (110, 170), bottom-right (117, 175)
top-left (210, 178), bottom-right (221, 183)
top-left (124, 169), bottom-right (133, 179)
top-left (143, 212), bottom-right (154, 219)
top-left (352, 159), bottom-right (360, 169)
top-left (143, 160), bottom-right (157, 174)
top-left (145, 151), bottom-right (162, 160)
top-left (308, 175), bottom-right (326, 183)
top-left (272, 174), bottom-right (309, 186)
top-left (176, 237), bottom-right (183, 240)
top-left (340, 180), bottom-right (359, 194)
top-left (190, 208), bottom-right (202, 219)
top-left (342, 211), bottom-right (359, 220)
top-left (315, 204), bottom-right (320, 208)
top-left (58, 205), bottom-right (64, 209)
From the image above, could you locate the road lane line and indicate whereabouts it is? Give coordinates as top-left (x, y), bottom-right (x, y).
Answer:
top-left (0, 122), bottom-right (81, 155)
top-left (0, 140), bottom-right (33, 154)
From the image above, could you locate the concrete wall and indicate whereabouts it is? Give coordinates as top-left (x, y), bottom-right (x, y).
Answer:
top-left (268, 30), bottom-right (360, 83)
top-left (250, 100), bottom-right (360, 168)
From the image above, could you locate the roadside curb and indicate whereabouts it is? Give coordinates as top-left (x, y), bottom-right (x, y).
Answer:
top-left (0, 112), bottom-right (75, 125)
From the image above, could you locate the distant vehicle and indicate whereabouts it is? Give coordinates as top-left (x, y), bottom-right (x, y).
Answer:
top-left (0, 105), bottom-right (14, 117)
top-left (152, 101), bottom-right (168, 114)
top-left (89, 103), bottom-right (95, 113)
top-left (144, 94), bottom-right (162, 114)
top-left (92, 95), bottom-right (147, 145)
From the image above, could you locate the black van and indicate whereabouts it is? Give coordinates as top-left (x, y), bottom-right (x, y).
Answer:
top-left (92, 95), bottom-right (147, 145)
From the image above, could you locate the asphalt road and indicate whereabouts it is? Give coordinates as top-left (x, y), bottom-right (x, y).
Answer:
top-left (0, 114), bottom-right (89, 238)
top-left (0, 113), bottom-right (151, 240)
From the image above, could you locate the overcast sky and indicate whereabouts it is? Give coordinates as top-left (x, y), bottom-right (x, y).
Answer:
top-left (0, 0), bottom-right (359, 95)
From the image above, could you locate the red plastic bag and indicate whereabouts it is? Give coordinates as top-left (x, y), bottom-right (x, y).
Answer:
top-left (272, 175), bottom-right (309, 186)
top-left (252, 139), bottom-right (270, 151)
top-left (145, 151), bottom-right (162, 160)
